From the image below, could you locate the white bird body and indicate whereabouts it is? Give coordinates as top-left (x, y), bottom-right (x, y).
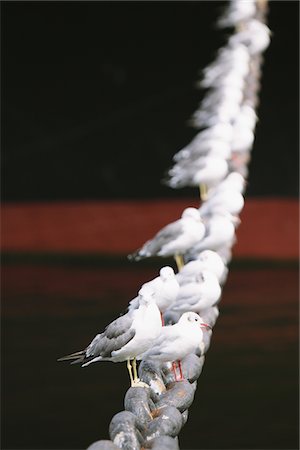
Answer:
top-left (139, 312), bottom-right (208, 362)
top-left (171, 271), bottom-right (221, 313)
top-left (129, 266), bottom-right (180, 313)
top-left (59, 287), bottom-right (162, 367)
top-left (176, 250), bottom-right (225, 284)
top-left (188, 139), bottom-right (231, 158)
top-left (201, 85), bottom-right (244, 109)
top-left (194, 123), bottom-right (234, 142)
top-left (111, 300), bottom-right (162, 362)
top-left (192, 100), bottom-right (242, 127)
top-left (208, 172), bottom-right (246, 196)
top-left (229, 20), bottom-right (271, 55)
top-left (130, 208), bottom-right (205, 259)
top-left (168, 156), bottom-right (228, 189)
top-left (201, 67), bottom-right (248, 90)
top-left (231, 127), bottom-right (255, 153)
top-left (203, 44), bottom-right (250, 76)
top-left (188, 213), bottom-right (236, 257)
top-left (192, 156), bottom-right (228, 188)
top-left (170, 143), bottom-right (231, 170)
top-left (218, 0), bottom-right (256, 27)
top-left (159, 217), bottom-right (205, 256)
top-left (199, 189), bottom-right (245, 216)
top-left (173, 124), bottom-right (234, 162)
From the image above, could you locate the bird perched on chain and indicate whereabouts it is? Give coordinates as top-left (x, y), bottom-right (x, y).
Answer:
top-left (129, 207), bottom-right (205, 270)
top-left (199, 187), bottom-right (245, 217)
top-left (217, 0), bottom-right (257, 28)
top-left (198, 44), bottom-right (250, 89)
top-left (166, 154), bottom-right (229, 200)
top-left (208, 171), bottom-right (246, 197)
top-left (173, 123), bottom-right (234, 162)
top-left (169, 270), bottom-right (221, 314)
top-left (139, 312), bottom-right (211, 382)
top-left (58, 286), bottom-right (162, 387)
top-left (128, 266), bottom-right (180, 321)
top-left (228, 20), bottom-right (271, 55)
top-left (185, 210), bottom-right (239, 260)
top-left (176, 250), bottom-right (226, 285)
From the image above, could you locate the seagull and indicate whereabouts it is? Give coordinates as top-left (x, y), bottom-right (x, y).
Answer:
top-left (199, 45), bottom-right (250, 89)
top-left (193, 157), bottom-right (229, 200)
top-left (173, 139), bottom-right (231, 163)
top-left (230, 104), bottom-right (257, 153)
top-left (199, 188), bottom-right (245, 217)
top-left (217, 0), bottom-right (257, 28)
top-left (185, 210), bottom-right (239, 260)
top-left (128, 207), bottom-right (205, 270)
top-left (191, 99), bottom-right (242, 129)
top-left (58, 286), bottom-right (162, 387)
top-left (128, 266), bottom-right (180, 320)
top-left (208, 171), bottom-right (246, 197)
top-left (139, 312), bottom-right (211, 381)
top-left (228, 20), bottom-right (271, 55)
top-left (199, 84), bottom-right (244, 110)
top-left (176, 250), bottom-right (226, 285)
top-left (173, 130), bottom-right (233, 163)
top-left (170, 270), bottom-right (221, 314)
top-left (166, 156), bottom-right (228, 200)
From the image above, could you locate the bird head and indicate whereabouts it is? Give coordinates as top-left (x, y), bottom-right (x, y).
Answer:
top-left (179, 312), bottom-right (212, 330)
top-left (181, 207), bottom-right (202, 221)
top-left (159, 266), bottom-right (175, 281)
top-left (197, 250), bottom-right (225, 277)
top-left (138, 286), bottom-right (156, 305)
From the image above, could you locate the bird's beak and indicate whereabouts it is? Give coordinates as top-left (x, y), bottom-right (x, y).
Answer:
top-left (200, 322), bottom-right (212, 330)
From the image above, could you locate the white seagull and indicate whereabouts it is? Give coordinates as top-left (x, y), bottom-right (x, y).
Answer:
top-left (139, 312), bottom-right (211, 381)
top-left (186, 210), bottom-right (239, 260)
top-left (217, 0), bottom-right (257, 28)
top-left (208, 172), bottom-right (246, 196)
top-left (199, 188), bottom-right (245, 217)
top-left (176, 250), bottom-right (226, 285)
top-left (58, 286), bottom-right (162, 387)
top-left (167, 155), bottom-right (229, 200)
top-left (128, 266), bottom-right (180, 318)
top-left (170, 270), bottom-right (221, 313)
top-left (175, 123), bottom-right (234, 161)
top-left (228, 20), bottom-right (271, 55)
top-left (129, 207), bottom-right (205, 270)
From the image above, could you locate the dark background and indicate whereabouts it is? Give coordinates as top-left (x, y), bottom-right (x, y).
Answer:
top-left (2, 1), bottom-right (299, 202)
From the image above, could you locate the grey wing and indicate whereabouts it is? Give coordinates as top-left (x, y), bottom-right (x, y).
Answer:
top-left (58, 312), bottom-right (136, 365)
top-left (172, 296), bottom-right (202, 312)
top-left (194, 159), bottom-right (208, 170)
top-left (85, 312), bottom-right (136, 359)
top-left (143, 220), bottom-right (184, 255)
top-left (144, 333), bottom-right (180, 360)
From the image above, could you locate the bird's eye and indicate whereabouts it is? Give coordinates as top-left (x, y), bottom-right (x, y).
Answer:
top-left (195, 318), bottom-right (198, 321)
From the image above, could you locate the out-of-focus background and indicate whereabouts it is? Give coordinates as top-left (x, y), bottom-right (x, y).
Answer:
top-left (1, 2), bottom-right (299, 450)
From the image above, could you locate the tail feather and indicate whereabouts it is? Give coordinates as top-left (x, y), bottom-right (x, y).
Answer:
top-left (57, 350), bottom-right (85, 363)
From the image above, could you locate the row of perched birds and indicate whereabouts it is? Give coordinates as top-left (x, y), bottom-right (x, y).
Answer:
top-left (164, 0), bottom-right (270, 193)
top-left (59, 0), bottom-right (270, 391)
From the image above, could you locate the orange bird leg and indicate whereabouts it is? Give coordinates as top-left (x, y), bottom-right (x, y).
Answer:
top-left (172, 362), bottom-right (178, 381)
top-left (178, 360), bottom-right (184, 380)
top-left (160, 312), bottom-right (165, 326)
